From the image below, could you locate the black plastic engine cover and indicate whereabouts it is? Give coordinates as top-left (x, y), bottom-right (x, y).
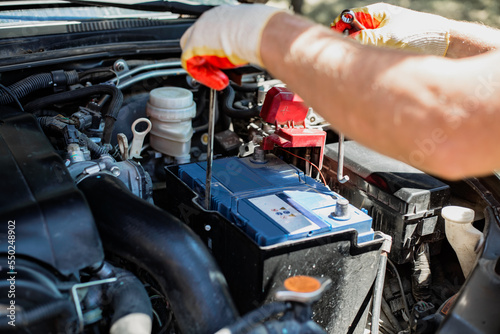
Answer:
top-left (323, 141), bottom-right (450, 264)
top-left (0, 107), bottom-right (103, 275)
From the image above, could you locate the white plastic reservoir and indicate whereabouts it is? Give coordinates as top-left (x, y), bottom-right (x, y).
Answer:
top-left (441, 205), bottom-right (483, 278)
top-left (146, 87), bottom-right (196, 163)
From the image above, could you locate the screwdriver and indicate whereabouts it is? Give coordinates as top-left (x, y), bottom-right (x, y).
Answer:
top-left (205, 88), bottom-right (216, 210)
top-left (337, 9), bottom-right (363, 183)
top-left (340, 9), bottom-right (367, 34)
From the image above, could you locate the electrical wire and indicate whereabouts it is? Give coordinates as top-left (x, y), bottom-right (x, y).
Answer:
top-left (151, 309), bottom-right (162, 327)
top-left (0, 83), bottom-right (24, 111)
top-left (277, 147), bottom-right (327, 185)
top-left (387, 258), bottom-right (411, 324)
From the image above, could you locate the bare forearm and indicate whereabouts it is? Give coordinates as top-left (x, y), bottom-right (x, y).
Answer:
top-left (261, 13), bottom-right (500, 179)
top-left (447, 20), bottom-right (500, 58)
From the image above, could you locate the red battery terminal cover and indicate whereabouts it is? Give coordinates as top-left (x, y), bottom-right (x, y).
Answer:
top-left (260, 87), bottom-right (326, 169)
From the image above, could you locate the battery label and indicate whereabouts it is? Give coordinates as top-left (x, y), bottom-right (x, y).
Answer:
top-left (249, 195), bottom-right (321, 235)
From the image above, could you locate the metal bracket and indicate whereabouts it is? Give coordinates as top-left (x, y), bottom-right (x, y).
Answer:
top-left (337, 133), bottom-right (349, 183)
top-left (71, 277), bottom-right (117, 333)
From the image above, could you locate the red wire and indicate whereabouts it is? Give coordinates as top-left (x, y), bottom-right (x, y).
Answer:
top-left (277, 147), bottom-right (328, 186)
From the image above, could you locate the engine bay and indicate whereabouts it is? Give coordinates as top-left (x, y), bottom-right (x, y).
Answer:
top-left (0, 3), bottom-right (499, 334)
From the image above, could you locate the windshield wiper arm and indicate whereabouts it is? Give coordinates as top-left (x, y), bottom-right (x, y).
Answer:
top-left (63, 0), bottom-right (213, 16)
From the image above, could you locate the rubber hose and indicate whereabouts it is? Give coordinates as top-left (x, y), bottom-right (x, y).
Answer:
top-left (223, 302), bottom-right (289, 334)
top-left (37, 116), bottom-right (52, 129)
top-left (102, 116), bottom-right (116, 145)
top-left (78, 174), bottom-right (239, 334)
top-left (222, 85), bottom-right (260, 119)
top-left (0, 299), bottom-right (73, 329)
top-left (230, 81), bottom-right (259, 93)
top-left (107, 267), bottom-right (152, 326)
top-left (25, 85), bottom-right (123, 144)
top-left (194, 96), bottom-right (220, 133)
top-left (0, 71), bottom-right (78, 105)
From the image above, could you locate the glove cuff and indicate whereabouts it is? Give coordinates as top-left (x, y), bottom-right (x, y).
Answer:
top-left (395, 13), bottom-right (450, 56)
top-left (350, 4), bottom-right (451, 56)
top-left (404, 30), bottom-right (450, 56)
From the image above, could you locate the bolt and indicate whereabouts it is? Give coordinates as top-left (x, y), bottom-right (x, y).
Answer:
top-left (204, 225), bottom-right (211, 231)
top-left (113, 60), bottom-right (127, 72)
top-left (332, 198), bottom-right (350, 219)
top-left (201, 133), bottom-right (209, 145)
top-left (251, 146), bottom-right (267, 164)
top-left (110, 166), bottom-right (121, 176)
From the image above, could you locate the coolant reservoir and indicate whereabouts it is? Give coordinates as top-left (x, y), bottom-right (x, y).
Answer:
top-left (442, 206), bottom-right (483, 278)
top-left (147, 87), bottom-right (196, 163)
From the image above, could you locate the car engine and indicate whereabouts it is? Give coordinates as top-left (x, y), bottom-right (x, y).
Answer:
top-left (0, 3), bottom-right (499, 334)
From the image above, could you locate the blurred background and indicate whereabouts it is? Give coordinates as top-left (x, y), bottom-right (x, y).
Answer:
top-left (267, 0), bottom-right (500, 28)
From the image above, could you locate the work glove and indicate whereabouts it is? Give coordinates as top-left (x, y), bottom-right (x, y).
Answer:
top-left (331, 3), bottom-right (450, 56)
top-left (180, 4), bottom-right (284, 90)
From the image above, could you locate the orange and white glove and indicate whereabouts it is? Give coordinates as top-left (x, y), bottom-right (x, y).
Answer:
top-left (180, 4), bottom-right (284, 90)
top-left (331, 3), bottom-right (450, 56)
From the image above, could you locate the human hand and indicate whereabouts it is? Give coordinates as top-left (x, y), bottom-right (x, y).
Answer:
top-left (331, 3), bottom-right (450, 56)
top-left (180, 4), bottom-right (283, 90)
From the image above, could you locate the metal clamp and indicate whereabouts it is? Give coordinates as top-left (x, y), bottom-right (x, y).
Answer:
top-left (117, 133), bottom-right (129, 160)
top-left (71, 277), bottom-right (117, 333)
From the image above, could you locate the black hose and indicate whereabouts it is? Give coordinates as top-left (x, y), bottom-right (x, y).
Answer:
top-left (222, 85), bottom-right (261, 119)
top-left (78, 174), bottom-right (239, 334)
top-left (37, 116), bottom-right (54, 129)
top-left (224, 302), bottom-right (290, 334)
top-left (25, 85), bottom-right (123, 144)
top-left (194, 94), bottom-right (220, 133)
top-left (230, 81), bottom-right (259, 93)
top-left (0, 83), bottom-right (24, 111)
top-left (107, 267), bottom-right (153, 326)
top-left (0, 71), bottom-right (78, 105)
top-left (0, 299), bottom-right (73, 330)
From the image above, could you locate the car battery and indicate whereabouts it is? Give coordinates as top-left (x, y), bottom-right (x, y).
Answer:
top-left (162, 154), bottom-right (385, 334)
top-left (322, 141), bottom-right (450, 264)
top-left (178, 154), bottom-right (374, 245)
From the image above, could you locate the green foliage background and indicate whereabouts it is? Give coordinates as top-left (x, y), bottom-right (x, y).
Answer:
top-left (269, 0), bottom-right (500, 28)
